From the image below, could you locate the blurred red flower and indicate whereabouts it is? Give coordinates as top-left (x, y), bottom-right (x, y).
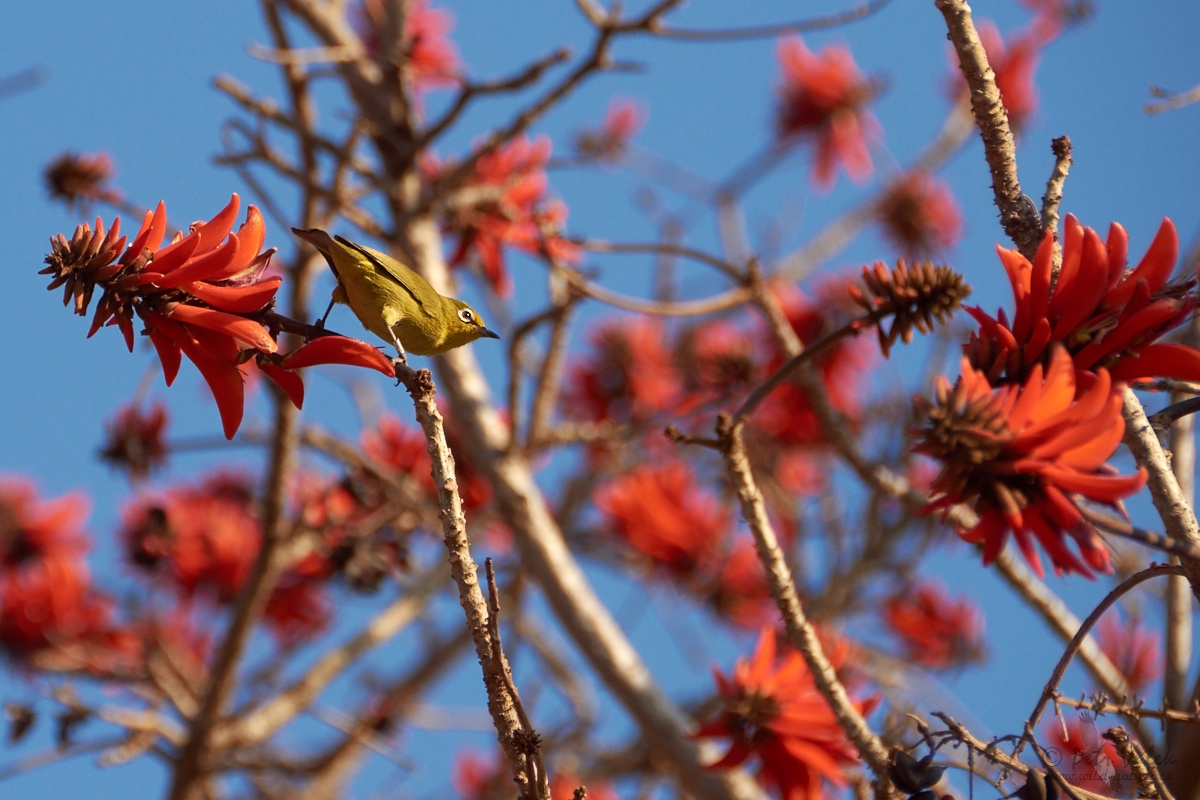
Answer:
top-left (1095, 610), bottom-right (1162, 694)
top-left (695, 627), bottom-right (873, 800)
top-left (776, 36), bottom-right (879, 189)
top-left (0, 478), bottom-right (89, 568)
top-left (916, 347), bottom-right (1146, 579)
top-left (884, 581), bottom-right (985, 669)
top-left (965, 215), bottom-right (1196, 388)
top-left (356, 0), bottom-right (460, 91)
top-left (438, 134), bottom-right (582, 296)
top-left (574, 97), bottom-right (647, 163)
top-left (876, 171), bottom-right (963, 256)
top-left (100, 402), bottom-right (170, 481)
top-left (595, 460), bottom-right (729, 575)
top-left (263, 570), bottom-right (329, 648)
top-left (565, 317), bottom-right (682, 425)
top-left (362, 413), bottom-right (492, 512)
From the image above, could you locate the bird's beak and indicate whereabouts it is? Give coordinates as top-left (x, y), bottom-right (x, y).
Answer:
top-left (291, 227), bottom-right (334, 260)
top-left (479, 327), bottom-right (501, 340)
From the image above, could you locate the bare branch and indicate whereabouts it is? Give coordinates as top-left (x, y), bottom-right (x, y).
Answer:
top-left (649, 0), bottom-right (895, 41)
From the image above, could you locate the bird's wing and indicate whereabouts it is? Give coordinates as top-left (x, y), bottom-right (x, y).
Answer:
top-left (335, 236), bottom-right (437, 319)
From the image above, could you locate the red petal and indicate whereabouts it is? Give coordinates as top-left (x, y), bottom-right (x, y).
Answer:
top-left (1109, 342), bottom-right (1200, 382)
top-left (281, 335), bottom-right (396, 376)
top-left (206, 206), bottom-right (265, 280)
top-left (146, 233), bottom-right (242, 289)
top-left (147, 231), bottom-right (201, 275)
top-left (123, 201), bottom-right (168, 263)
top-left (148, 329), bottom-right (182, 385)
top-left (183, 276), bottom-right (281, 313)
top-left (166, 303), bottom-right (278, 353)
top-left (1049, 228), bottom-right (1108, 340)
top-left (1103, 218), bottom-right (1178, 308)
top-left (146, 312), bottom-right (245, 439)
top-left (259, 361), bottom-right (305, 410)
top-left (1106, 222), bottom-right (1128, 288)
top-left (191, 194), bottom-right (240, 256)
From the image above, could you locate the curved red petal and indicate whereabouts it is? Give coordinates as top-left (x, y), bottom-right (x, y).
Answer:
top-left (191, 194), bottom-right (241, 256)
top-left (166, 303), bottom-right (278, 353)
top-left (183, 276), bottom-right (281, 313)
top-left (1108, 342), bottom-right (1200, 383)
top-left (148, 328), bottom-right (182, 386)
top-left (148, 233), bottom-right (242, 289)
top-left (258, 361), bottom-right (305, 410)
top-left (281, 335), bottom-right (396, 376)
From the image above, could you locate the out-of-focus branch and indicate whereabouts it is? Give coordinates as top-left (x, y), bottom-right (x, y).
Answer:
top-left (579, 239), bottom-right (744, 281)
top-left (935, 0), bottom-right (1043, 259)
top-left (1147, 82), bottom-right (1200, 115)
top-left (1122, 389), bottom-right (1200, 597)
top-left (648, 0), bottom-right (894, 41)
top-left (221, 566), bottom-right (444, 748)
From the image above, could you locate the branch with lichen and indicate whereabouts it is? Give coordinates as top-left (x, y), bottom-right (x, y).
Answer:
top-left (934, 0), bottom-right (1043, 259)
top-left (393, 364), bottom-right (543, 800)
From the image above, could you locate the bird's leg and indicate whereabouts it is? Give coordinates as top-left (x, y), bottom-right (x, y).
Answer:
top-left (315, 295), bottom-right (336, 329)
top-left (388, 329), bottom-right (409, 385)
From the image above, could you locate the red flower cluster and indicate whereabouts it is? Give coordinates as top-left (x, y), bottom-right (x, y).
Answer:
top-left (876, 171), bottom-right (963, 257)
top-left (696, 627), bottom-right (874, 800)
top-left (122, 473), bottom-right (328, 645)
top-left (356, 0), bottom-right (460, 91)
top-left (574, 98), bottom-right (646, 163)
top-left (917, 347), bottom-right (1146, 578)
top-left (0, 479), bottom-right (134, 672)
top-left (42, 195), bottom-right (396, 439)
top-left (437, 135), bottom-right (582, 296)
top-left (966, 215), bottom-right (1195, 388)
top-left (1096, 609), bottom-right (1162, 694)
top-left (884, 581), bottom-right (986, 669)
top-left (775, 36), bottom-right (879, 189)
top-left (565, 317), bottom-right (683, 425)
top-left (362, 413), bottom-right (492, 512)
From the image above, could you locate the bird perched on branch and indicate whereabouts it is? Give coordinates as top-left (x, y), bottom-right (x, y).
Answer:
top-left (293, 228), bottom-right (500, 365)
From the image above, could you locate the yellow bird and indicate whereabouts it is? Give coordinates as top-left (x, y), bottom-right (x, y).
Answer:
top-left (293, 228), bottom-right (500, 364)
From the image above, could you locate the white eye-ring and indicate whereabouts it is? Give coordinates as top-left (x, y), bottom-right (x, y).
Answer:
top-left (459, 308), bottom-right (474, 323)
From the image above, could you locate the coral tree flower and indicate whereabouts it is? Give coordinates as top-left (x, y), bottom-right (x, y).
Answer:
top-left (437, 134), bottom-right (582, 296)
top-left (594, 460), bottom-right (729, 575)
top-left (565, 317), bottom-right (682, 425)
top-left (696, 627), bottom-right (872, 800)
top-left (1041, 714), bottom-right (1126, 796)
top-left (876, 171), bottom-right (963, 257)
top-left (357, 0), bottom-right (460, 91)
top-left (1096, 610), bottom-right (1163, 694)
top-left (915, 347), bottom-right (1146, 578)
top-left (776, 36), bottom-right (879, 189)
top-left (42, 194), bottom-right (397, 439)
top-left (965, 215), bottom-right (1196, 388)
top-left (574, 98), bottom-right (646, 163)
top-left (884, 581), bottom-right (985, 669)
top-left (100, 402), bottom-right (170, 481)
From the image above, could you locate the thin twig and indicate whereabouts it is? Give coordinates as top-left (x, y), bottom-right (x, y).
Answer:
top-left (1042, 135), bottom-right (1072, 276)
top-left (649, 0), bottom-right (893, 40)
top-left (1146, 82), bottom-right (1200, 115)
top-left (1014, 564), bottom-right (1185, 762)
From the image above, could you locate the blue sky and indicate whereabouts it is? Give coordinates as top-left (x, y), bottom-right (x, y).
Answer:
top-left (1, 1), bottom-right (1200, 798)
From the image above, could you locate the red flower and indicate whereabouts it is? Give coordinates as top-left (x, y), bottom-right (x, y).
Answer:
top-left (776, 36), bottom-right (879, 189)
top-left (916, 347), bottom-right (1147, 579)
top-left (1041, 715), bottom-right (1127, 797)
top-left (356, 0), bottom-right (460, 91)
top-left (437, 135), bottom-right (582, 296)
top-left (707, 541), bottom-right (777, 631)
top-left (122, 473), bottom-right (261, 601)
top-left (1095, 610), bottom-right (1162, 694)
top-left (884, 581), bottom-right (985, 669)
top-left (876, 171), bottom-right (963, 256)
top-left (0, 478), bottom-right (89, 568)
top-left (42, 194), bottom-right (284, 439)
top-left (263, 571), bottom-right (329, 648)
top-left (565, 317), bottom-right (682, 425)
top-left (362, 413), bottom-right (492, 511)
top-left (594, 461), bottom-right (730, 575)
top-left (696, 627), bottom-right (873, 800)
top-left (574, 98), bottom-right (646, 163)
top-left (100, 402), bottom-right (170, 481)
top-left (965, 215), bottom-right (1196, 388)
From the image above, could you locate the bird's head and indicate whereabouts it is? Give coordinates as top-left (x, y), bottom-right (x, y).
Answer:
top-left (442, 298), bottom-right (501, 350)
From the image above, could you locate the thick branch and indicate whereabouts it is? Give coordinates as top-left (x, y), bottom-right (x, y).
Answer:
top-left (935, 0), bottom-right (1042, 259)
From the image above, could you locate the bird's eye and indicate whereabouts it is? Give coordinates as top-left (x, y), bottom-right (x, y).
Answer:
top-left (459, 308), bottom-right (474, 323)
